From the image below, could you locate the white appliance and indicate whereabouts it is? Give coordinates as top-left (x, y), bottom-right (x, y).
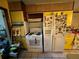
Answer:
top-left (26, 34), bottom-right (42, 52)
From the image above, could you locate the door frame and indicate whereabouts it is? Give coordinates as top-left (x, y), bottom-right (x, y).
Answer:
top-left (0, 7), bottom-right (11, 38)
top-left (27, 13), bottom-right (44, 52)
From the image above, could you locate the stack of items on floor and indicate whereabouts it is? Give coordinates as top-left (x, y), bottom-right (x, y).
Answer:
top-left (0, 36), bottom-right (21, 59)
top-left (9, 43), bottom-right (21, 58)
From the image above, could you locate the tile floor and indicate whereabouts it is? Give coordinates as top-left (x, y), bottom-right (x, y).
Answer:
top-left (18, 51), bottom-right (67, 59)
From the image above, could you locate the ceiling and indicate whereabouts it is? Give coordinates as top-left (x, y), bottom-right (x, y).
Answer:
top-left (8, 0), bottom-right (79, 11)
top-left (8, 0), bottom-right (73, 4)
top-left (23, 0), bottom-right (74, 4)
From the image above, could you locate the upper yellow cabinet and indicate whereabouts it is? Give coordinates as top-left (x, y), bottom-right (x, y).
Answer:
top-left (10, 11), bottom-right (24, 23)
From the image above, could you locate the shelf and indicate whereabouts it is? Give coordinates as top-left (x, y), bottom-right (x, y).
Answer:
top-left (12, 22), bottom-right (24, 26)
top-left (28, 18), bottom-right (42, 23)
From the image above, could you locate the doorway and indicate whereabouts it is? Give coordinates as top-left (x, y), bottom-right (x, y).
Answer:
top-left (0, 7), bottom-right (10, 42)
top-left (25, 13), bottom-right (44, 52)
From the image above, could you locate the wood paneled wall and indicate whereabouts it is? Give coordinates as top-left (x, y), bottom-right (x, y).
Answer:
top-left (26, 2), bottom-right (73, 13)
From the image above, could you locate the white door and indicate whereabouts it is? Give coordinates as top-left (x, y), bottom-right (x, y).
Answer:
top-left (52, 12), bottom-right (66, 52)
top-left (43, 14), bottom-right (55, 52)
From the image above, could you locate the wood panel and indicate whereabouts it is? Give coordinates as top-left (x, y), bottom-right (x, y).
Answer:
top-left (28, 13), bottom-right (43, 19)
top-left (8, 1), bottom-right (22, 11)
top-left (21, 2), bottom-right (27, 20)
top-left (0, 0), bottom-right (9, 9)
top-left (26, 2), bottom-right (73, 13)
